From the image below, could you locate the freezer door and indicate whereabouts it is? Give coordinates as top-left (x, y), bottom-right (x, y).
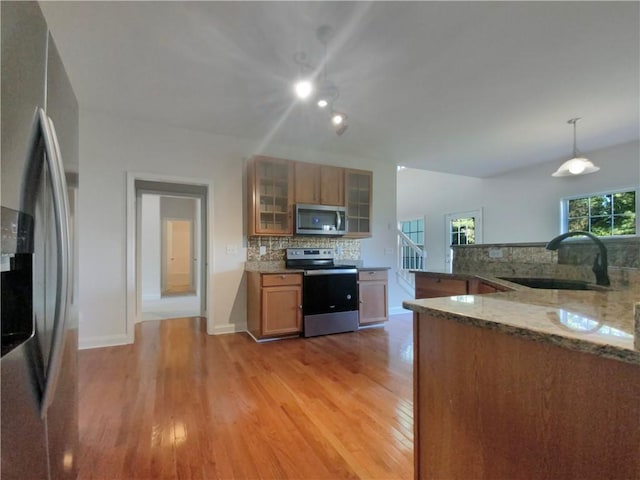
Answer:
top-left (44, 33), bottom-right (79, 480)
top-left (0, 340), bottom-right (50, 480)
top-left (0, 3), bottom-right (51, 479)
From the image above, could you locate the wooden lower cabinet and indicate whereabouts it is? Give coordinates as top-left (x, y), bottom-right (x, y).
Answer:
top-left (415, 272), bottom-right (511, 298)
top-left (247, 272), bottom-right (302, 340)
top-left (415, 274), bottom-right (468, 299)
top-left (414, 312), bottom-right (640, 479)
top-left (358, 269), bottom-right (388, 325)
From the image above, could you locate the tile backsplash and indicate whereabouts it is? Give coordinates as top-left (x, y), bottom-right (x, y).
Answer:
top-left (247, 236), bottom-right (361, 262)
top-left (452, 237), bottom-right (640, 289)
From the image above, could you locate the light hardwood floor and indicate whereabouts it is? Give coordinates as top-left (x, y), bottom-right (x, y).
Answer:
top-left (78, 314), bottom-right (414, 479)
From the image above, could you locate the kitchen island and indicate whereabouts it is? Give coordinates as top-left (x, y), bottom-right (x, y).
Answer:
top-left (404, 272), bottom-right (640, 479)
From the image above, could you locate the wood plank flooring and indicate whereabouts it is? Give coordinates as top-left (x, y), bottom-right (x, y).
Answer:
top-left (77, 314), bottom-right (414, 479)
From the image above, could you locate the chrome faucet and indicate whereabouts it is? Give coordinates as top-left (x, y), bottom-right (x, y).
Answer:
top-left (545, 231), bottom-right (610, 286)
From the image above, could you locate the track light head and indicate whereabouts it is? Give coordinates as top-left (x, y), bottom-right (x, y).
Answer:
top-left (335, 123), bottom-right (348, 136)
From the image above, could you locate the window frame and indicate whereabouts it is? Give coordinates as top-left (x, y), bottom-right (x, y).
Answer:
top-left (560, 187), bottom-right (639, 238)
top-left (398, 217), bottom-right (425, 271)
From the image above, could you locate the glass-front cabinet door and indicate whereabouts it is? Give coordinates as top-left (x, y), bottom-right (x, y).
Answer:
top-left (345, 169), bottom-right (372, 238)
top-left (248, 156), bottom-right (293, 236)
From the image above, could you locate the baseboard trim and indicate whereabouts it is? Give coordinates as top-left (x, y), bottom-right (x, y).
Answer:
top-left (212, 324), bottom-right (243, 335)
top-left (79, 334), bottom-right (131, 350)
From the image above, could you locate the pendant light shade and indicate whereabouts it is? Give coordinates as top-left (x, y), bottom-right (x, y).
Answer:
top-left (552, 118), bottom-right (600, 177)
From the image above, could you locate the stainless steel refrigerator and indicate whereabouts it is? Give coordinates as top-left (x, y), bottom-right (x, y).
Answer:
top-left (1, 2), bottom-right (79, 479)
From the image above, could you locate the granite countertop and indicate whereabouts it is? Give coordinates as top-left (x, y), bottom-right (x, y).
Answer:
top-left (404, 271), bottom-right (640, 365)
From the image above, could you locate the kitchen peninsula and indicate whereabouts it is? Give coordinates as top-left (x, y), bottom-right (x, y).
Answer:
top-left (404, 271), bottom-right (640, 479)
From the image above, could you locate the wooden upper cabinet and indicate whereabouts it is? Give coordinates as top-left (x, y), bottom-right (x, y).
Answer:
top-left (294, 162), bottom-right (345, 206)
top-left (247, 156), bottom-right (294, 236)
top-left (319, 165), bottom-right (344, 206)
top-left (294, 162), bottom-right (320, 204)
top-left (345, 169), bottom-right (372, 238)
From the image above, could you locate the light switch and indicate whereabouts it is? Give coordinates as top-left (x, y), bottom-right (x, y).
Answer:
top-left (489, 248), bottom-right (503, 259)
top-left (384, 247), bottom-right (394, 255)
top-left (226, 245), bottom-right (237, 255)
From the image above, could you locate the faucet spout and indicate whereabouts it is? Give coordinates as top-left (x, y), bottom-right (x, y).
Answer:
top-left (545, 231), bottom-right (610, 286)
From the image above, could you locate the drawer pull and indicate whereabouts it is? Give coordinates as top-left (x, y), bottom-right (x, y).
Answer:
top-left (368, 271), bottom-right (375, 275)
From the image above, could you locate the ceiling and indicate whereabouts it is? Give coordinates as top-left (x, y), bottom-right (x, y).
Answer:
top-left (39, 1), bottom-right (639, 178)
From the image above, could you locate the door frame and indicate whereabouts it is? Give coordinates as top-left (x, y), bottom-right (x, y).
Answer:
top-left (126, 172), bottom-right (214, 341)
top-left (444, 208), bottom-right (483, 273)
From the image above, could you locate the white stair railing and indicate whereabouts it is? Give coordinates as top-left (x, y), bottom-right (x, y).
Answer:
top-left (397, 229), bottom-right (426, 295)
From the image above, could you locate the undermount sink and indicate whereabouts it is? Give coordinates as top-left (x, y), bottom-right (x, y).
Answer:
top-left (498, 277), bottom-right (591, 290)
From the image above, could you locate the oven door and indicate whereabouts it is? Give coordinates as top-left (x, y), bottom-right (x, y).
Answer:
top-left (302, 270), bottom-right (358, 315)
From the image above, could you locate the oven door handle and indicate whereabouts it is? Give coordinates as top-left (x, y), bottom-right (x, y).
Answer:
top-left (336, 210), bottom-right (342, 231)
top-left (304, 268), bottom-right (357, 276)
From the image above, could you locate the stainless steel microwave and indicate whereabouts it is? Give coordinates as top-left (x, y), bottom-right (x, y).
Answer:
top-left (295, 204), bottom-right (346, 236)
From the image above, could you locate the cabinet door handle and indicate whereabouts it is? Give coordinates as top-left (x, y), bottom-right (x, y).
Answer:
top-left (368, 271), bottom-right (375, 275)
top-left (280, 275), bottom-right (285, 279)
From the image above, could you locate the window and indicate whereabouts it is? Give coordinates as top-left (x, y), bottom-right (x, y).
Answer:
top-left (563, 189), bottom-right (637, 237)
top-left (450, 217), bottom-right (476, 246)
top-left (399, 218), bottom-right (424, 270)
top-left (445, 209), bottom-right (483, 273)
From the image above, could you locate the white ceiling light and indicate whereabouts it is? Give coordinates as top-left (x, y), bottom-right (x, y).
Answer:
top-left (552, 118), bottom-right (600, 177)
top-left (331, 112), bottom-right (346, 125)
top-left (294, 80), bottom-right (313, 100)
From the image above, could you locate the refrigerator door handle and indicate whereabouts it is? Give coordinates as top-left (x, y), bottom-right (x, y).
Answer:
top-left (37, 110), bottom-right (71, 418)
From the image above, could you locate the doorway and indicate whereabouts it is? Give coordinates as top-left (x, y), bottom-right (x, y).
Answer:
top-left (445, 209), bottom-right (483, 272)
top-left (129, 177), bottom-right (209, 331)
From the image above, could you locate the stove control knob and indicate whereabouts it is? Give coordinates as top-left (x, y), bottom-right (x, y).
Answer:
top-left (346, 294), bottom-right (352, 300)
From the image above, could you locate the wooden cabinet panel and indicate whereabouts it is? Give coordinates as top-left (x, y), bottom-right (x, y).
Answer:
top-left (415, 275), bottom-right (468, 299)
top-left (415, 313), bottom-right (640, 479)
top-left (358, 269), bottom-right (388, 325)
top-left (358, 270), bottom-right (387, 282)
top-left (262, 273), bottom-right (302, 287)
top-left (319, 165), bottom-right (344, 206)
top-left (294, 162), bottom-right (320, 204)
top-left (247, 156), bottom-right (293, 236)
top-left (247, 272), bottom-right (302, 340)
top-left (294, 162), bottom-right (345, 206)
top-left (345, 169), bottom-right (372, 238)
top-left (262, 286), bottom-right (301, 336)
top-left (468, 278), bottom-right (513, 294)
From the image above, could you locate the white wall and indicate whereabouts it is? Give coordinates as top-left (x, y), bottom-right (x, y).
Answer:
top-left (78, 109), bottom-right (400, 348)
top-left (398, 140), bottom-right (640, 272)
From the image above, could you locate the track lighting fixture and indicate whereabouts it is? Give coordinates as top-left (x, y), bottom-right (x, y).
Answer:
top-left (293, 25), bottom-right (349, 135)
top-left (552, 118), bottom-right (600, 177)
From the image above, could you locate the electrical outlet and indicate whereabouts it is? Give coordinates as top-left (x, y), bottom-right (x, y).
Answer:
top-left (259, 246), bottom-right (267, 256)
top-left (226, 245), bottom-right (237, 255)
top-left (489, 248), bottom-right (503, 259)
top-left (384, 247), bottom-right (394, 255)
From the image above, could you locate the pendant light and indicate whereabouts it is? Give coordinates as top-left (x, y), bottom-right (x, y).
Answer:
top-left (552, 118), bottom-right (600, 177)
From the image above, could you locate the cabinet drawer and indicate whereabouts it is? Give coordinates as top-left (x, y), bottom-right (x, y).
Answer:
top-left (262, 273), bottom-right (302, 287)
top-left (358, 270), bottom-right (388, 282)
top-left (415, 276), bottom-right (467, 298)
